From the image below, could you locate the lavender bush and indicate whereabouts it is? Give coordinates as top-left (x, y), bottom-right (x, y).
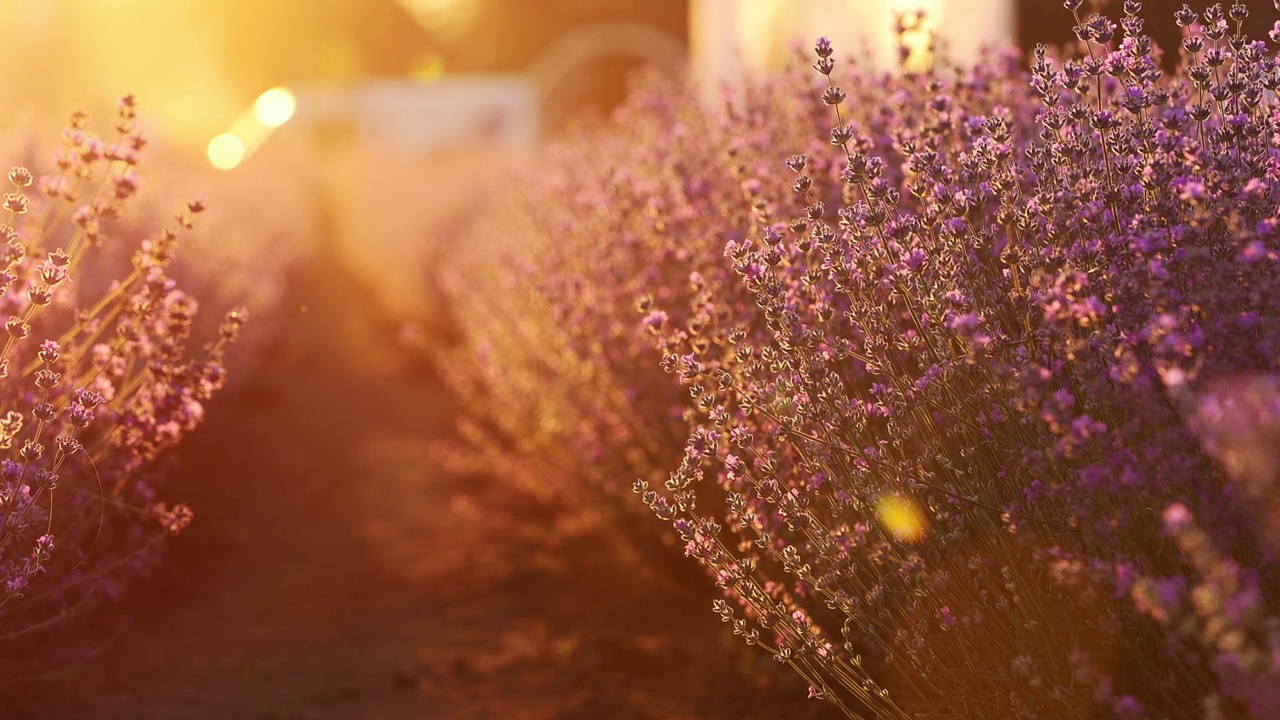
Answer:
top-left (114, 135), bottom-right (313, 365)
top-left (0, 108), bottom-right (303, 376)
top-left (0, 97), bottom-right (245, 667)
top-left (446, 1), bottom-right (1280, 717)
top-left (435, 79), bottom-right (753, 531)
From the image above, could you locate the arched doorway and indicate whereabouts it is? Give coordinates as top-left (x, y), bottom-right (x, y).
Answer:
top-left (526, 22), bottom-right (686, 131)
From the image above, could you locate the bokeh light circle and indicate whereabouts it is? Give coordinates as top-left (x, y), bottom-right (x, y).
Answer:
top-left (876, 494), bottom-right (927, 543)
top-left (207, 133), bottom-right (245, 170)
top-left (254, 87), bottom-right (296, 128)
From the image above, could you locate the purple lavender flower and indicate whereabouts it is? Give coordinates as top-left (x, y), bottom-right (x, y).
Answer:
top-left (0, 98), bottom-right (247, 668)
top-left (445, 3), bottom-right (1280, 717)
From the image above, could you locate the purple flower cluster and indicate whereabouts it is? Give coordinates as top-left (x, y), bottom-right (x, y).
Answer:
top-left (448, 2), bottom-right (1280, 717)
top-left (436, 74), bottom-right (760, 529)
top-left (0, 97), bottom-right (245, 664)
top-left (108, 137), bottom-right (313, 368)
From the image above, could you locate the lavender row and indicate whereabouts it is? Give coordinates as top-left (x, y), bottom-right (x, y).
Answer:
top-left (0, 98), bottom-right (250, 671)
top-left (445, 2), bottom-right (1280, 718)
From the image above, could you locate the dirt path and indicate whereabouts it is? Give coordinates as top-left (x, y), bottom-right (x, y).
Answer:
top-left (2, 241), bottom-right (833, 720)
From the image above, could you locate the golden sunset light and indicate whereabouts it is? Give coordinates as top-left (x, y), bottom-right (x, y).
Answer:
top-left (5, 3), bottom-right (1280, 720)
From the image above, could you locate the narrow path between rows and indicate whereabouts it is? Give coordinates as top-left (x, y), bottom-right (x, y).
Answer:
top-left (5, 236), bottom-right (832, 720)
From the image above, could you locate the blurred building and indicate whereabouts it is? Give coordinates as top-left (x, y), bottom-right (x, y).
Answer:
top-left (287, 76), bottom-right (538, 153)
top-left (403, 0), bottom-right (686, 129)
top-left (275, 0), bottom-right (686, 154)
top-left (1, 0), bottom-right (1270, 163)
top-left (0, 0), bottom-right (686, 153)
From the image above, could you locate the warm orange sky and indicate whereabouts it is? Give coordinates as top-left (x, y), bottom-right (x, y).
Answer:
top-left (0, 0), bottom-right (435, 149)
top-left (0, 1), bottom-right (238, 144)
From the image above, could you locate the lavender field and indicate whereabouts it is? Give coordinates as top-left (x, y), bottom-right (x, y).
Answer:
top-left (3, 2), bottom-right (1280, 719)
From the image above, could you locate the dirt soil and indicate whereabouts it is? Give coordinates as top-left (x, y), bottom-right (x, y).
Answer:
top-left (1, 242), bottom-right (839, 719)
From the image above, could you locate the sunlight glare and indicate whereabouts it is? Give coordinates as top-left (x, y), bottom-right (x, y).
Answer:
top-left (877, 494), bottom-right (927, 543)
top-left (254, 87), bottom-right (297, 128)
top-left (398, 0), bottom-right (481, 39)
top-left (207, 133), bottom-right (245, 170)
top-left (889, 0), bottom-right (941, 70)
top-left (411, 51), bottom-right (447, 82)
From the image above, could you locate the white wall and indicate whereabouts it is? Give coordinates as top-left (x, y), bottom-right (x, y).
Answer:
top-left (293, 76), bottom-right (539, 152)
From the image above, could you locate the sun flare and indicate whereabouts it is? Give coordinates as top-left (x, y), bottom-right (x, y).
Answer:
top-left (876, 494), bottom-right (927, 543)
top-left (207, 133), bottom-right (245, 170)
top-left (254, 87), bottom-right (297, 128)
